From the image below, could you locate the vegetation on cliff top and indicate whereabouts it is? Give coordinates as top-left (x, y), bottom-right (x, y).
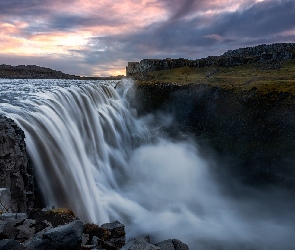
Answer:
top-left (138, 59), bottom-right (295, 95)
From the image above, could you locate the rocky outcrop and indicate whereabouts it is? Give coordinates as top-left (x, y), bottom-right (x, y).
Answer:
top-left (126, 43), bottom-right (295, 80)
top-left (0, 115), bottom-right (34, 213)
top-left (0, 208), bottom-right (125, 250)
top-left (0, 208), bottom-right (189, 249)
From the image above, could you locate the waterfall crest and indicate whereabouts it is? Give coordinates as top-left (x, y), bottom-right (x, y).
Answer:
top-left (2, 83), bottom-right (146, 222)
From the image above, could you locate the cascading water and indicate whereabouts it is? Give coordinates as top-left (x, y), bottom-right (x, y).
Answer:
top-left (1, 78), bottom-right (295, 250)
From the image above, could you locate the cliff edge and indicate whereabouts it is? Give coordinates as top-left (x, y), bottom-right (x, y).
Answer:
top-left (0, 115), bottom-right (34, 213)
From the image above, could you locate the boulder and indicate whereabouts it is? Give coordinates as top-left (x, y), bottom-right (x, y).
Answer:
top-left (23, 220), bottom-right (83, 250)
top-left (101, 220), bottom-right (125, 249)
top-left (0, 239), bottom-right (23, 250)
top-left (156, 239), bottom-right (189, 250)
top-left (122, 236), bottom-right (160, 250)
top-left (0, 189), bottom-right (11, 213)
top-left (0, 213), bottom-right (27, 240)
top-left (82, 220), bottom-right (125, 250)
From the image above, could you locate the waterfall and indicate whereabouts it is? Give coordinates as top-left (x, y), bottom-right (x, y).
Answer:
top-left (1, 79), bottom-right (295, 249)
top-left (1, 82), bottom-right (146, 222)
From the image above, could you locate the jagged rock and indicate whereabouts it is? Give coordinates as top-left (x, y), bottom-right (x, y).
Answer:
top-left (0, 115), bottom-right (34, 213)
top-left (0, 213), bottom-right (27, 240)
top-left (101, 220), bottom-right (125, 249)
top-left (0, 189), bottom-right (11, 213)
top-left (121, 236), bottom-right (160, 250)
top-left (28, 208), bottom-right (78, 227)
top-left (23, 220), bottom-right (83, 250)
top-left (0, 239), bottom-right (23, 250)
top-left (156, 239), bottom-right (189, 250)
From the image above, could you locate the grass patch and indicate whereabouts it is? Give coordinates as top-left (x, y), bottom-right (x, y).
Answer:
top-left (139, 59), bottom-right (295, 94)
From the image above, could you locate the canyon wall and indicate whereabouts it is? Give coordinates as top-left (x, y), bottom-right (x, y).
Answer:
top-left (130, 83), bottom-right (295, 189)
top-left (126, 43), bottom-right (295, 80)
top-left (0, 115), bottom-right (34, 213)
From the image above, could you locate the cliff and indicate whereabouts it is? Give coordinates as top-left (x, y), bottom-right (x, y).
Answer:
top-left (126, 43), bottom-right (295, 80)
top-left (0, 115), bottom-right (34, 213)
top-left (130, 83), bottom-right (295, 188)
top-left (125, 43), bottom-right (295, 189)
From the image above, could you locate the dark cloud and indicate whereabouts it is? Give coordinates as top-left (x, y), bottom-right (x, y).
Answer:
top-left (48, 14), bottom-right (122, 31)
top-left (1, 0), bottom-right (294, 75)
top-left (0, 0), bottom-right (58, 15)
top-left (214, 0), bottom-right (295, 37)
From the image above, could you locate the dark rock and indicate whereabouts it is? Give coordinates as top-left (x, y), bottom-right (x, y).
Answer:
top-left (28, 208), bottom-right (78, 227)
top-left (132, 83), bottom-right (295, 188)
top-left (156, 239), bottom-right (189, 250)
top-left (0, 189), bottom-right (11, 213)
top-left (23, 220), bottom-right (83, 250)
top-left (122, 236), bottom-right (160, 250)
top-left (0, 115), bottom-right (34, 213)
top-left (101, 220), bottom-right (125, 249)
top-left (0, 213), bottom-right (27, 240)
top-left (126, 43), bottom-right (295, 80)
top-left (0, 239), bottom-right (23, 250)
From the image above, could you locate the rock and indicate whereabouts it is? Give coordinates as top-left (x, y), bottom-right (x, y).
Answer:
top-left (0, 239), bottom-right (23, 250)
top-left (126, 43), bottom-right (295, 80)
top-left (156, 239), bottom-right (189, 250)
top-left (28, 208), bottom-right (78, 227)
top-left (0, 115), bottom-right (34, 213)
top-left (101, 220), bottom-right (125, 249)
top-left (0, 189), bottom-right (11, 213)
top-left (23, 220), bottom-right (83, 250)
top-left (0, 213), bottom-right (27, 240)
top-left (121, 236), bottom-right (160, 250)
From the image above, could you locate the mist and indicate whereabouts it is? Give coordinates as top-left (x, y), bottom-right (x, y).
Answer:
top-left (115, 79), bottom-right (295, 249)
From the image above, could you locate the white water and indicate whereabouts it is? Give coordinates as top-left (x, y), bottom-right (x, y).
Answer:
top-left (1, 79), bottom-right (295, 249)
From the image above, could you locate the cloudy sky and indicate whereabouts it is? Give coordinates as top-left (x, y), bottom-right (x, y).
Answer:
top-left (0, 0), bottom-right (294, 76)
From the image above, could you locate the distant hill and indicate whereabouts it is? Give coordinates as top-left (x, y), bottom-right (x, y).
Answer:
top-left (0, 64), bottom-right (124, 80)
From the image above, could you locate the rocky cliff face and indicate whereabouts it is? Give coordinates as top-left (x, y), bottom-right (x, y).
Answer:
top-left (130, 83), bottom-right (295, 188)
top-left (127, 43), bottom-right (295, 80)
top-left (0, 115), bottom-right (34, 213)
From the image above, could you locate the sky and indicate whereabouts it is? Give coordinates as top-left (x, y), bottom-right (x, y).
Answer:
top-left (0, 0), bottom-right (294, 76)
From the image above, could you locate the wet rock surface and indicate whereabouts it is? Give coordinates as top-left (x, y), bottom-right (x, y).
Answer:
top-left (0, 115), bottom-right (34, 213)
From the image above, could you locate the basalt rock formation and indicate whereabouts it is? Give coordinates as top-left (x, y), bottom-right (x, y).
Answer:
top-left (126, 43), bottom-right (295, 80)
top-left (129, 82), bottom-right (295, 189)
top-left (0, 115), bottom-right (34, 213)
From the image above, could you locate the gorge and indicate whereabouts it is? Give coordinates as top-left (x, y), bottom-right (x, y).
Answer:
top-left (1, 43), bottom-right (295, 249)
